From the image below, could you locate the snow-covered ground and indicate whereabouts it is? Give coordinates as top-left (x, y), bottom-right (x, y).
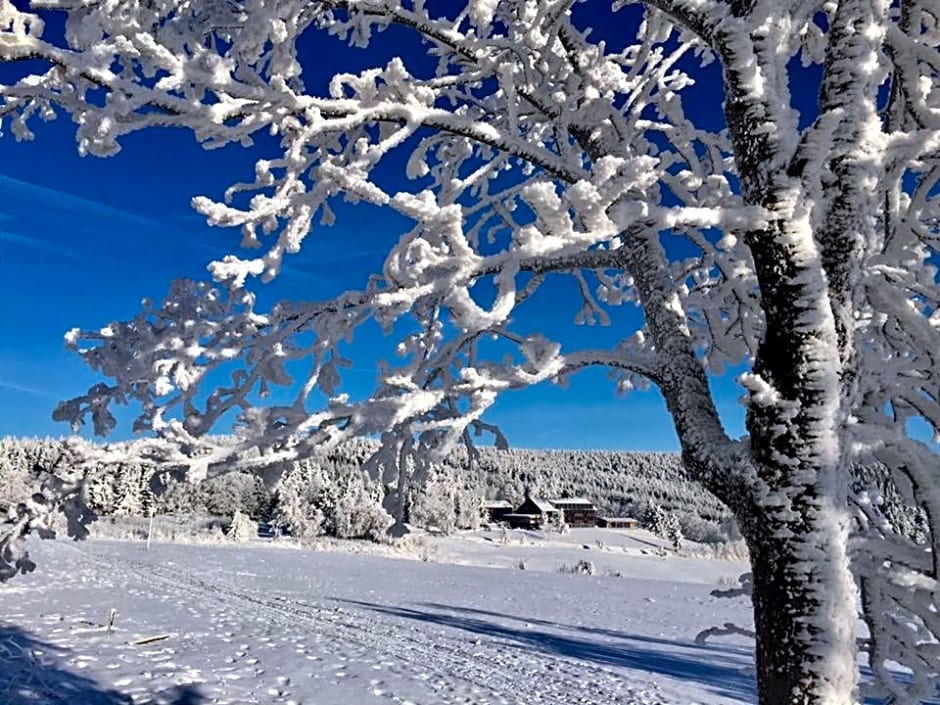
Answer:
top-left (1, 530), bottom-right (755, 705)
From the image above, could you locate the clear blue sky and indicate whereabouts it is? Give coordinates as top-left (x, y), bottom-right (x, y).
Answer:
top-left (0, 4), bottom-right (763, 451)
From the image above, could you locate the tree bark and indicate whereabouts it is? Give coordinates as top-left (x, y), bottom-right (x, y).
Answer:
top-left (744, 503), bottom-right (857, 705)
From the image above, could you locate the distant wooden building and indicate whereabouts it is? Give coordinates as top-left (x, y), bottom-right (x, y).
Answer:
top-left (597, 516), bottom-right (639, 529)
top-left (501, 513), bottom-right (541, 529)
top-left (506, 496), bottom-right (559, 529)
top-left (546, 497), bottom-right (597, 527)
top-left (483, 500), bottom-right (514, 524)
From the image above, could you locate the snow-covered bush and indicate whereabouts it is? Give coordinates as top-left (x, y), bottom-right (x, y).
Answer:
top-left (331, 490), bottom-right (394, 540)
top-left (87, 514), bottom-right (229, 544)
top-left (677, 513), bottom-right (723, 544)
top-left (559, 560), bottom-right (595, 576)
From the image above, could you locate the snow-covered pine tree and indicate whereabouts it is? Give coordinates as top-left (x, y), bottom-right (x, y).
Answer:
top-left (112, 464), bottom-right (148, 517)
top-left (552, 508), bottom-right (569, 535)
top-left (643, 502), bottom-right (682, 549)
top-left (643, 502), bottom-right (667, 536)
top-left (2, 2), bottom-right (939, 703)
top-left (203, 472), bottom-right (271, 519)
top-left (664, 513), bottom-right (683, 553)
top-left (0, 438), bottom-right (38, 514)
top-left (273, 461), bottom-right (328, 541)
top-left (226, 509), bottom-right (256, 543)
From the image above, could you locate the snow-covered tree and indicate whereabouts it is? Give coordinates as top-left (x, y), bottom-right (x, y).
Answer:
top-left (112, 464), bottom-right (149, 516)
top-left (155, 475), bottom-right (205, 519)
top-left (273, 456), bottom-right (390, 540)
top-left (642, 501), bottom-right (682, 549)
top-left (274, 462), bottom-right (327, 540)
top-left (410, 461), bottom-right (485, 533)
top-left (2, 2), bottom-right (940, 703)
top-left (410, 472), bottom-right (458, 534)
top-left (203, 472), bottom-right (270, 519)
top-left (0, 438), bottom-right (53, 513)
top-left (665, 514), bottom-right (683, 552)
top-left (225, 509), bottom-right (256, 542)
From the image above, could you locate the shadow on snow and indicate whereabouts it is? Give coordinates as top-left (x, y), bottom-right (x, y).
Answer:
top-left (0, 625), bottom-right (206, 705)
top-left (337, 598), bottom-right (756, 702)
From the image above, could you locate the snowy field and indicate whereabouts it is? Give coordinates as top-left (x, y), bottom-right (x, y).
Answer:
top-left (0, 530), bottom-right (758, 705)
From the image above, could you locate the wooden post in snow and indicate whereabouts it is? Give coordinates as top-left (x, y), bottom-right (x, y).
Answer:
top-left (146, 509), bottom-right (154, 551)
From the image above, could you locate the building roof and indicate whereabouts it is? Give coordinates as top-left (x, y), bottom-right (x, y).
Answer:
top-left (546, 497), bottom-right (595, 507)
top-left (523, 497), bottom-right (558, 513)
top-left (483, 500), bottom-right (513, 509)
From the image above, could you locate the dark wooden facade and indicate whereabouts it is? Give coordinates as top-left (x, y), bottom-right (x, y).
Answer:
top-left (507, 496), bottom-right (558, 528)
top-left (483, 500), bottom-right (514, 524)
top-left (503, 513), bottom-right (542, 529)
top-left (546, 498), bottom-right (597, 528)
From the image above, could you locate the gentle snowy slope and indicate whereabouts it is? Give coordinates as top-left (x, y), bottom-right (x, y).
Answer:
top-left (1, 536), bottom-right (754, 705)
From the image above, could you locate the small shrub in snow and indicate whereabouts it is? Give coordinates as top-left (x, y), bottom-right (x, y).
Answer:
top-left (681, 539), bottom-right (750, 562)
top-left (559, 560), bottom-right (595, 576)
top-left (678, 514), bottom-right (725, 544)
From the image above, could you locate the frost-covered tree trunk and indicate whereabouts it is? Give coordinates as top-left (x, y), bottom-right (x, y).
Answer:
top-left (746, 523), bottom-right (855, 705)
top-left (712, 2), bottom-right (884, 698)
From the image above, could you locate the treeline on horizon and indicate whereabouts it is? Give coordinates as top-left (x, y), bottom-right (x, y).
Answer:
top-left (0, 436), bottom-right (733, 543)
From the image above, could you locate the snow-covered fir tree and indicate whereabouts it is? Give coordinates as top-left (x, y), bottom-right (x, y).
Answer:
top-left (273, 463), bottom-right (327, 540)
top-left (642, 501), bottom-right (683, 550)
top-left (2, 2), bottom-right (940, 703)
top-left (225, 510), bottom-right (257, 543)
top-left (112, 464), bottom-right (150, 517)
top-left (202, 472), bottom-right (270, 520)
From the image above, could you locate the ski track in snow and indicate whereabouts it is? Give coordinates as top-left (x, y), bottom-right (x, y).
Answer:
top-left (0, 538), bottom-right (755, 705)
